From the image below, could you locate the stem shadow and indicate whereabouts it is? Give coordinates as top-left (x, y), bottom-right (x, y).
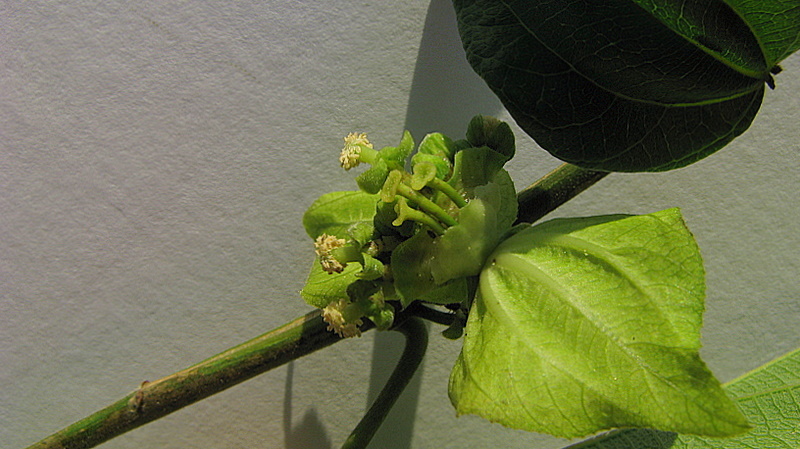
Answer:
top-left (364, 0), bottom-right (503, 448)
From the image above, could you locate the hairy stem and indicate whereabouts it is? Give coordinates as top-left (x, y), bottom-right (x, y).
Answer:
top-left (341, 317), bottom-right (428, 449)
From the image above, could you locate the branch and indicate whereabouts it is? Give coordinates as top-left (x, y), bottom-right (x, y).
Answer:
top-left (25, 310), bottom-right (370, 449)
top-left (341, 317), bottom-right (428, 449)
top-left (516, 163), bottom-right (609, 224)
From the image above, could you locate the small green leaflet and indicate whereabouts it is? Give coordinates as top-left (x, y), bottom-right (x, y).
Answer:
top-left (567, 347), bottom-right (800, 448)
top-left (301, 261), bottom-right (361, 309)
top-left (300, 190), bottom-right (379, 308)
top-left (449, 208), bottom-right (749, 438)
top-left (302, 190), bottom-right (379, 240)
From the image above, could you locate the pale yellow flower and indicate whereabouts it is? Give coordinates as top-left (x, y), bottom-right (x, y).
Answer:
top-left (322, 298), bottom-right (363, 338)
top-left (339, 132), bottom-right (372, 170)
top-left (314, 233), bottom-right (348, 274)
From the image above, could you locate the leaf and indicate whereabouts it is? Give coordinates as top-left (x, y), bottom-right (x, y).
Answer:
top-left (430, 170), bottom-right (517, 284)
top-left (391, 228), bottom-right (438, 307)
top-left (449, 208), bottom-right (749, 438)
top-left (300, 260), bottom-right (361, 308)
top-left (567, 347), bottom-right (800, 448)
top-left (302, 190), bottom-right (379, 239)
top-left (725, 0), bottom-right (800, 66)
top-left (453, 0), bottom-right (770, 172)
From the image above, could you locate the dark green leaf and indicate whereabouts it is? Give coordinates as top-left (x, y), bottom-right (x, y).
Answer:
top-left (453, 0), bottom-right (770, 171)
top-left (725, 0), bottom-right (800, 66)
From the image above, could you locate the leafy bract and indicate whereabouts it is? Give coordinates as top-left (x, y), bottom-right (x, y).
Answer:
top-left (569, 347), bottom-right (800, 448)
top-left (430, 170), bottom-right (517, 284)
top-left (453, 0), bottom-right (776, 172)
top-left (449, 208), bottom-right (749, 438)
top-left (301, 190), bottom-right (379, 308)
top-left (390, 147), bottom-right (517, 306)
top-left (303, 190), bottom-right (379, 239)
top-left (300, 261), bottom-right (361, 308)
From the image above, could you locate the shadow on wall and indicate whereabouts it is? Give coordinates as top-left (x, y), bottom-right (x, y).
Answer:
top-left (282, 0), bottom-right (503, 447)
top-left (403, 0), bottom-right (503, 141)
top-left (365, 1), bottom-right (503, 448)
top-left (284, 363), bottom-right (333, 449)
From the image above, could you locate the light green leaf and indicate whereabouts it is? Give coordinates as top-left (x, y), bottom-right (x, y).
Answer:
top-left (429, 170), bottom-right (517, 284)
top-left (453, 0), bottom-right (769, 171)
top-left (449, 208), bottom-right (749, 438)
top-left (300, 260), bottom-right (361, 308)
top-left (568, 347), bottom-right (800, 448)
top-left (390, 228), bottom-right (436, 307)
top-left (303, 190), bottom-right (379, 239)
top-left (448, 146), bottom-right (510, 195)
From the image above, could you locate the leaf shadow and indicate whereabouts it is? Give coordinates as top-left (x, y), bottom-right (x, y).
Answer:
top-left (565, 428), bottom-right (678, 449)
top-left (403, 0), bottom-right (503, 141)
top-left (283, 362), bottom-right (333, 449)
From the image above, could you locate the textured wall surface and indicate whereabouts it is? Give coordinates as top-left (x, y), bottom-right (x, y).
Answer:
top-left (2, 2), bottom-right (799, 448)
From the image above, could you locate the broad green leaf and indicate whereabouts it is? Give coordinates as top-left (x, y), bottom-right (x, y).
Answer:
top-left (453, 0), bottom-right (768, 172)
top-left (726, 0), bottom-right (800, 66)
top-left (300, 260), bottom-right (361, 308)
top-left (568, 347), bottom-right (800, 449)
top-left (303, 190), bottom-right (379, 239)
top-left (449, 208), bottom-right (749, 438)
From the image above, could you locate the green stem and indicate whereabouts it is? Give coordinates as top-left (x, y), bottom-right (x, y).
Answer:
top-left (515, 163), bottom-right (609, 224)
top-left (341, 317), bottom-right (428, 449)
top-left (25, 311), bottom-right (372, 449)
top-left (393, 197), bottom-right (447, 235)
top-left (428, 177), bottom-right (468, 208)
top-left (356, 144), bottom-right (380, 165)
top-left (396, 183), bottom-right (459, 227)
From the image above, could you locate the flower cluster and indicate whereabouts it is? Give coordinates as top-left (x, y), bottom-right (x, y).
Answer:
top-left (339, 132), bottom-right (373, 170)
top-left (303, 116), bottom-right (517, 338)
top-left (322, 298), bottom-right (363, 338)
top-left (314, 234), bottom-right (347, 274)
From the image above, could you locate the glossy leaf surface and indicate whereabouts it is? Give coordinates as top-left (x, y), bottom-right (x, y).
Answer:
top-left (449, 209), bottom-right (749, 437)
top-left (452, 0), bottom-right (788, 171)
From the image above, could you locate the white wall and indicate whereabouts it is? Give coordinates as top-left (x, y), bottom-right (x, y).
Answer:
top-left (2, 1), bottom-right (799, 448)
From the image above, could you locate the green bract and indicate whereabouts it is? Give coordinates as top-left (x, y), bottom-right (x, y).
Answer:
top-left (449, 208), bottom-right (749, 438)
top-left (302, 190), bottom-right (379, 240)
